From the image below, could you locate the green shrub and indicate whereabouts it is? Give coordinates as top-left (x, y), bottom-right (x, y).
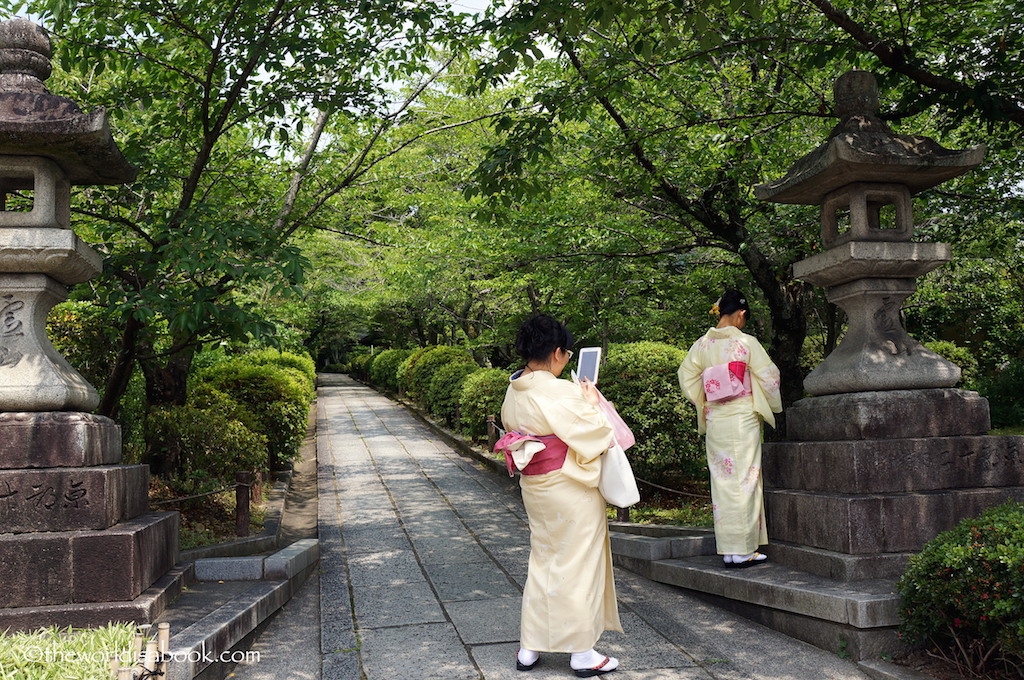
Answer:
top-left (925, 340), bottom-right (980, 389)
top-left (426, 363), bottom-right (481, 426)
top-left (370, 348), bottom-right (414, 392)
top-left (199, 360), bottom-right (312, 471)
top-left (147, 404), bottom-right (268, 479)
top-left (348, 353), bottom-right (375, 381)
top-left (397, 345), bottom-right (438, 394)
top-left (245, 348), bottom-right (317, 390)
top-left (599, 342), bottom-right (704, 482)
top-left (459, 368), bottom-right (510, 438)
top-left (406, 346), bottom-right (475, 403)
top-left (977, 359), bottom-right (1024, 429)
top-left (323, 363), bottom-right (346, 373)
top-left (897, 502), bottom-right (1024, 678)
top-left (46, 300), bottom-right (117, 389)
top-left (800, 334), bottom-right (827, 376)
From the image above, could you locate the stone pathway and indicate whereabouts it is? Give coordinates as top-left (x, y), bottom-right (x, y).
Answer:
top-left (243, 374), bottom-right (874, 679)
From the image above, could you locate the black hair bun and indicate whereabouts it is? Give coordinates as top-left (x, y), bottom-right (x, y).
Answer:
top-left (514, 314), bottom-right (575, 363)
top-left (718, 290), bottom-right (751, 319)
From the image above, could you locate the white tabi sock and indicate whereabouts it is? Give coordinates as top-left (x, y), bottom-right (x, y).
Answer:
top-left (570, 649), bottom-right (618, 671)
top-left (518, 648), bottom-right (539, 666)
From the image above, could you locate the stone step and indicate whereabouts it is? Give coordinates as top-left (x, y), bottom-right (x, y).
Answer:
top-left (647, 555), bottom-right (899, 628)
top-left (609, 527), bottom-right (905, 660)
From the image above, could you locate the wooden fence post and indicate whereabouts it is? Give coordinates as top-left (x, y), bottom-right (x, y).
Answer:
top-left (486, 415), bottom-right (498, 450)
top-left (235, 471), bottom-right (252, 537)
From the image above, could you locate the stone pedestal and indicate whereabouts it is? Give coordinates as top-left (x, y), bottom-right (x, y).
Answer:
top-left (0, 414), bottom-right (180, 627)
top-left (764, 390), bottom-right (1024, 581)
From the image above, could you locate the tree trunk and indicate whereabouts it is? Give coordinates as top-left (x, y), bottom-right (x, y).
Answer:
top-left (140, 339), bottom-right (197, 477)
top-left (97, 315), bottom-right (143, 419)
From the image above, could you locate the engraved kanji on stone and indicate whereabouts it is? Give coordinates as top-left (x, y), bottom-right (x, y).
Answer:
top-left (27, 484), bottom-right (58, 509)
top-left (0, 480), bottom-right (17, 502)
top-left (0, 295), bottom-right (25, 368)
top-left (63, 480), bottom-right (89, 508)
top-left (0, 295), bottom-right (25, 337)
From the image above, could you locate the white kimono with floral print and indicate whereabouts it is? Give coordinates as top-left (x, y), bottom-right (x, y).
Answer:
top-left (678, 326), bottom-right (782, 555)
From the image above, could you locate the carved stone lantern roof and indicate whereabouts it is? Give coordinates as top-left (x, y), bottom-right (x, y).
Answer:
top-left (0, 18), bottom-right (137, 188)
top-left (754, 70), bottom-right (983, 205)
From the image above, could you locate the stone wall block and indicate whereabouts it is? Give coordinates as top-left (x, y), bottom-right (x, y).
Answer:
top-left (764, 435), bottom-right (1024, 494)
top-left (786, 389), bottom-right (990, 441)
top-left (0, 411), bottom-right (121, 468)
top-left (0, 530), bottom-right (72, 607)
top-left (71, 511), bottom-right (179, 603)
top-left (767, 487), bottom-right (1024, 554)
top-left (0, 464), bottom-right (148, 533)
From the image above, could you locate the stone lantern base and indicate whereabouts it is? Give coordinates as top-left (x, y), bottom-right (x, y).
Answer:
top-left (0, 412), bottom-right (183, 631)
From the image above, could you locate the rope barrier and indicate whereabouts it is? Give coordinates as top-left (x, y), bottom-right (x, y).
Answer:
top-left (149, 482), bottom-right (248, 506)
top-left (634, 477), bottom-right (711, 500)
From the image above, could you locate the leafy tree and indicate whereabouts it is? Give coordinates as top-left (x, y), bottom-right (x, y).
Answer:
top-left (10, 0), bottom-right (468, 469)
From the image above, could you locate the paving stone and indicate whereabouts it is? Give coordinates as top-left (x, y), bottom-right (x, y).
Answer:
top-left (443, 595), bottom-right (520, 645)
top-left (321, 651), bottom-right (361, 680)
top-left (351, 581), bottom-right (446, 628)
top-left (360, 622), bottom-right (478, 680)
top-left (424, 561), bottom-right (520, 602)
top-left (345, 548), bottom-right (424, 587)
top-left (341, 524), bottom-right (412, 554)
top-left (413, 536), bottom-right (491, 565)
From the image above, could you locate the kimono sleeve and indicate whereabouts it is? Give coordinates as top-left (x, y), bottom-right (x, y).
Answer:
top-left (678, 340), bottom-right (708, 434)
top-left (545, 383), bottom-right (614, 488)
top-left (745, 335), bottom-right (783, 427)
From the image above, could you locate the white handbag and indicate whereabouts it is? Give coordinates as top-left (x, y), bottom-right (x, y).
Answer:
top-left (599, 442), bottom-right (640, 508)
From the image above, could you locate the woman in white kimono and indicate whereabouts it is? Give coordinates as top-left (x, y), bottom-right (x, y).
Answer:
top-left (678, 291), bottom-right (783, 568)
top-left (498, 314), bottom-right (622, 677)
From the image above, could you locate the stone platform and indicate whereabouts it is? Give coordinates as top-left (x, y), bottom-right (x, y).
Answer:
top-left (0, 411), bottom-right (180, 630)
top-left (611, 388), bottom-right (1024, 661)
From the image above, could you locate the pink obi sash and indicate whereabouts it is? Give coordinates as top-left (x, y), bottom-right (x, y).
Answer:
top-left (493, 431), bottom-right (569, 477)
top-left (702, 360), bottom-right (751, 402)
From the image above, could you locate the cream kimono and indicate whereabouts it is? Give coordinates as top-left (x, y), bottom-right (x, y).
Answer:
top-left (678, 326), bottom-right (782, 555)
top-left (500, 369), bottom-right (622, 653)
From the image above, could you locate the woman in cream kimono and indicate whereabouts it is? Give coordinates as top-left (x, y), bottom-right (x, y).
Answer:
top-left (499, 314), bottom-right (622, 677)
top-left (678, 291), bottom-right (782, 568)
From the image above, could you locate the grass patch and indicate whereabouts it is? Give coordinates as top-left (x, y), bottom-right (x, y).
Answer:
top-left (0, 624), bottom-right (135, 679)
top-left (607, 490), bottom-right (714, 527)
top-left (990, 425), bottom-right (1024, 436)
top-left (150, 478), bottom-right (268, 551)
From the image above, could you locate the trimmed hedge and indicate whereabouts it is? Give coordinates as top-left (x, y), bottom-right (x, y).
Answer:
top-left (426, 363), bottom-right (481, 426)
top-left (148, 404), bottom-right (268, 480)
top-left (897, 502), bottom-right (1024, 678)
top-left (245, 347), bottom-right (317, 390)
top-left (924, 340), bottom-right (980, 389)
top-left (397, 346), bottom-right (437, 394)
top-left (598, 341), bottom-right (703, 481)
top-left (459, 368), bottom-right (510, 438)
top-left (348, 353), bottom-right (375, 381)
top-left (406, 346), bottom-right (475, 402)
top-left (370, 348), bottom-right (414, 392)
top-left (199, 359), bottom-right (312, 471)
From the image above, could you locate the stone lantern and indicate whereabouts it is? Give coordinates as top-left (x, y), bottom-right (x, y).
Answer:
top-left (756, 70), bottom-right (984, 399)
top-left (0, 18), bottom-right (181, 631)
top-left (745, 71), bottom-right (1023, 658)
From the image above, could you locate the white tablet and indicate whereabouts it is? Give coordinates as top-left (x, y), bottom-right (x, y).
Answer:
top-left (576, 346), bottom-right (602, 385)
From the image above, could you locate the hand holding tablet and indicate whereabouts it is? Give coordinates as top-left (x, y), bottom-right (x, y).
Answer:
top-left (572, 346), bottom-right (602, 385)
